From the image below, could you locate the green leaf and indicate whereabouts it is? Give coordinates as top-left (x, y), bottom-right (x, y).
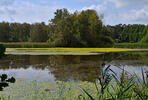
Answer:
top-left (82, 88), bottom-right (95, 100)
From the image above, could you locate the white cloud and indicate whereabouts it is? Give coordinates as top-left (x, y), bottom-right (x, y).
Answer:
top-left (0, 0), bottom-right (16, 21)
top-left (0, 0), bottom-right (147, 25)
top-left (82, 4), bottom-right (105, 13)
top-left (0, 1), bottom-right (58, 23)
top-left (0, 7), bottom-right (16, 14)
top-left (82, 1), bottom-right (107, 13)
top-left (105, 7), bottom-right (148, 25)
top-left (121, 8), bottom-right (148, 23)
top-left (0, 0), bottom-right (15, 6)
top-left (110, 0), bottom-right (148, 7)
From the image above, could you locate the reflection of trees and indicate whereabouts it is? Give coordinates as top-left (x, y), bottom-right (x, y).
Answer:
top-left (0, 55), bottom-right (49, 70)
top-left (109, 52), bottom-right (148, 66)
top-left (48, 55), bottom-right (103, 82)
top-left (0, 52), bottom-right (148, 82)
top-left (46, 52), bottom-right (148, 81)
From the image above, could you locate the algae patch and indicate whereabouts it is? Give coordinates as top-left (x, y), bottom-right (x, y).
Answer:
top-left (5, 48), bottom-right (148, 55)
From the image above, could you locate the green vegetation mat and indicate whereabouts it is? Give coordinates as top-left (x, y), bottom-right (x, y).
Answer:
top-left (5, 48), bottom-right (148, 55)
top-left (0, 80), bottom-right (95, 100)
top-left (0, 79), bottom-right (147, 100)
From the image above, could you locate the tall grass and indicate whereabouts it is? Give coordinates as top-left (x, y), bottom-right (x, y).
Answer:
top-left (0, 42), bottom-right (55, 48)
top-left (81, 65), bottom-right (148, 100)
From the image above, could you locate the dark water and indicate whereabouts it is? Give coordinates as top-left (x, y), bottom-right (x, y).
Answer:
top-left (0, 51), bottom-right (148, 82)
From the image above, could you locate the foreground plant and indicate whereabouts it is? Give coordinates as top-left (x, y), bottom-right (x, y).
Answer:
top-left (109, 68), bottom-right (135, 99)
top-left (133, 68), bottom-right (148, 100)
top-left (0, 74), bottom-right (15, 91)
top-left (82, 64), bottom-right (148, 100)
top-left (81, 63), bottom-right (112, 100)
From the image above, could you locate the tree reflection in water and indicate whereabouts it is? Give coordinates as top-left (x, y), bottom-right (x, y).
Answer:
top-left (48, 55), bottom-right (103, 82)
top-left (0, 52), bottom-right (148, 82)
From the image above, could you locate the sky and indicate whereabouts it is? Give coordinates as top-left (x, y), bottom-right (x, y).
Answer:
top-left (0, 0), bottom-right (148, 25)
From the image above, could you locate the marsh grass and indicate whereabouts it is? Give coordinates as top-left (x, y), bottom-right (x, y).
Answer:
top-left (81, 65), bottom-right (148, 100)
top-left (2, 42), bottom-right (148, 49)
top-left (0, 43), bottom-right (52, 48)
top-left (114, 43), bottom-right (148, 48)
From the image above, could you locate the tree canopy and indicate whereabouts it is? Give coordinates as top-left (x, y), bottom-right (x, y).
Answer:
top-left (48, 9), bottom-right (114, 47)
top-left (0, 8), bottom-right (148, 46)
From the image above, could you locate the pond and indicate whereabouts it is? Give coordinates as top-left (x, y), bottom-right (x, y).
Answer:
top-left (0, 51), bottom-right (148, 82)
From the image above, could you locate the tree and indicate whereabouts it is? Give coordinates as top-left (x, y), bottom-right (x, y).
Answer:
top-left (30, 22), bottom-right (49, 42)
top-left (9, 23), bottom-right (31, 42)
top-left (19, 23), bottom-right (31, 42)
top-left (9, 23), bottom-right (21, 42)
top-left (48, 8), bottom-right (114, 47)
top-left (0, 22), bottom-right (11, 42)
top-left (48, 8), bottom-right (73, 46)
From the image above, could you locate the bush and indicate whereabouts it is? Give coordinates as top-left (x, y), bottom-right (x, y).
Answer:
top-left (0, 44), bottom-right (5, 58)
top-left (114, 43), bottom-right (148, 48)
top-left (140, 34), bottom-right (148, 43)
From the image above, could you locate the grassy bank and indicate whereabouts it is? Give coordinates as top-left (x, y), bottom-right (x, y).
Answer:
top-left (1, 42), bottom-right (148, 49)
top-left (114, 43), bottom-right (148, 48)
top-left (0, 42), bottom-right (53, 48)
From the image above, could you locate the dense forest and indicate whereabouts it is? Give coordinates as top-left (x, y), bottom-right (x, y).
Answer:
top-left (0, 8), bottom-right (148, 47)
top-left (107, 24), bottom-right (148, 43)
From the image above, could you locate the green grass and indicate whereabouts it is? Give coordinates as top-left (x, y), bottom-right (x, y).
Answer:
top-left (114, 43), bottom-right (148, 48)
top-left (0, 42), bottom-right (53, 48)
top-left (1, 42), bottom-right (148, 49)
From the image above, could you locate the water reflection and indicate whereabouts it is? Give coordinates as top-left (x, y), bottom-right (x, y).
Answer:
top-left (0, 51), bottom-right (148, 82)
top-left (48, 55), bottom-right (102, 81)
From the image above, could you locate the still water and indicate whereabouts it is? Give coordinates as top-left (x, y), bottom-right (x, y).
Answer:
top-left (0, 51), bottom-right (148, 82)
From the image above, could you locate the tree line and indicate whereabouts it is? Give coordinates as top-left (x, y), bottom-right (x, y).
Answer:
top-left (0, 22), bottom-right (49, 42)
top-left (0, 8), bottom-right (148, 47)
top-left (107, 24), bottom-right (148, 43)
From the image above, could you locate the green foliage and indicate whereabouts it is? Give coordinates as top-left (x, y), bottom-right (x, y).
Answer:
top-left (48, 8), bottom-right (114, 47)
top-left (30, 22), bottom-right (49, 42)
top-left (108, 24), bottom-right (147, 43)
top-left (140, 28), bottom-right (148, 43)
top-left (82, 65), bottom-right (148, 100)
top-left (0, 22), bottom-right (11, 42)
top-left (0, 44), bottom-right (5, 58)
top-left (0, 22), bottom-right (49, 43)
top-left (9, 23), bottom-right (31, 42)
top-left (114, 43), bottom-right (148, 48)
top-left (0, 10), bottom-right (148, 47)
top-left (0, 74), bottom-right (15, 91)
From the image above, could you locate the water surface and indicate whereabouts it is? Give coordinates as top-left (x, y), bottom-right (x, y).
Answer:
top-left (0, 51), bottom-right (148, 82)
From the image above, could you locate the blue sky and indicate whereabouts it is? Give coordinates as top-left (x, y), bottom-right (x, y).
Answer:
top-left (0, 0), bottom-right (148, 25)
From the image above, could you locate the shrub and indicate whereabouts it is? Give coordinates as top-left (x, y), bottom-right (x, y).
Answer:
top-left (0, 44), bottom-right (5, 58)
